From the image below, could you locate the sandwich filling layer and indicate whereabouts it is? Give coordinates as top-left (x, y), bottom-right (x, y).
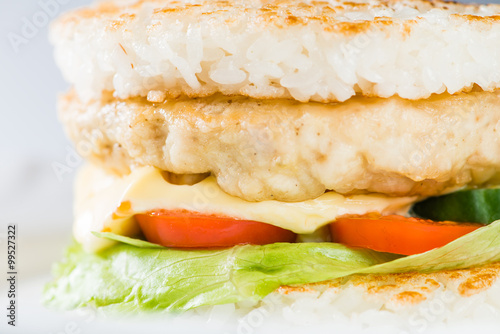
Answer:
top-left (75, 163), bottom-right (416, 252)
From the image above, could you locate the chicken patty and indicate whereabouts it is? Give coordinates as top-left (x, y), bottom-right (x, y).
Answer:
top-left (60, 90), bottom-right (500, 202)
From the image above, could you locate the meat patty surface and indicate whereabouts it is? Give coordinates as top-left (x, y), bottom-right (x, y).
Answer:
top-left (60, 90), bottom-right (500, 202)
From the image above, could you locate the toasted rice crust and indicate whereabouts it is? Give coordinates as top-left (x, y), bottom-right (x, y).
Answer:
top-left (60, 90), bottom-right (500, 202)
top-left (274, 261), bottom-right (500, 310)
top-left (51, 0), bottom-right (500, 103)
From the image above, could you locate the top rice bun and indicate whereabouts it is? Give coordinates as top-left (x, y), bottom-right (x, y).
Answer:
top-left (51, 0), bottom-right (500, 103)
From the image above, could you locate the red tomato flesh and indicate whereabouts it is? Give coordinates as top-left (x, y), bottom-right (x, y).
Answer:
top-left (136, 210), bottom-right (297, 248)
top-left (329, 213), bottom-right (482, 255)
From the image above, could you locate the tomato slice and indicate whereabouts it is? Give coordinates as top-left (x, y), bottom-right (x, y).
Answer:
top-left (329, 213), bottom-right (482, 255)
top-left (135, 210), bottom-right (297, 248)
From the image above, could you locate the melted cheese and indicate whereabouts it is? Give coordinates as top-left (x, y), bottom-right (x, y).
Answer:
top-left (74, 164), bottom-right (418, 252)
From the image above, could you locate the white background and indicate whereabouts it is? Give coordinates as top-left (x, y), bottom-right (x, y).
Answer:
top-left (0, 0), bottom-right (498, 333)
top-left (1, 0), bottom-right (93, 238)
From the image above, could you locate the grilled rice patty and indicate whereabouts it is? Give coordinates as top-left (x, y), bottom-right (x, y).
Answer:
top-left (51, 0), bottom-right (500, 103)
top-left (60, 90), bottom-right (500, 202)
top-left (272, 261), bottom-right (500, 311)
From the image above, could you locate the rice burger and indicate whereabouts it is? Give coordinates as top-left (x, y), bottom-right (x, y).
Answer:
top-left (45, 0), bottom-right (500, 321)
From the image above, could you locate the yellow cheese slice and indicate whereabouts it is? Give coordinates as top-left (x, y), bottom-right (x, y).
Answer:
top-left (74, 163), bottom-right (418, 252)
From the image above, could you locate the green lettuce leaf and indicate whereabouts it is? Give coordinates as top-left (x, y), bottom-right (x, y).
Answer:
top-left (92, 231), bottom-right (165, 249)
top-left (44, 220), bottom-right (500, 313)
